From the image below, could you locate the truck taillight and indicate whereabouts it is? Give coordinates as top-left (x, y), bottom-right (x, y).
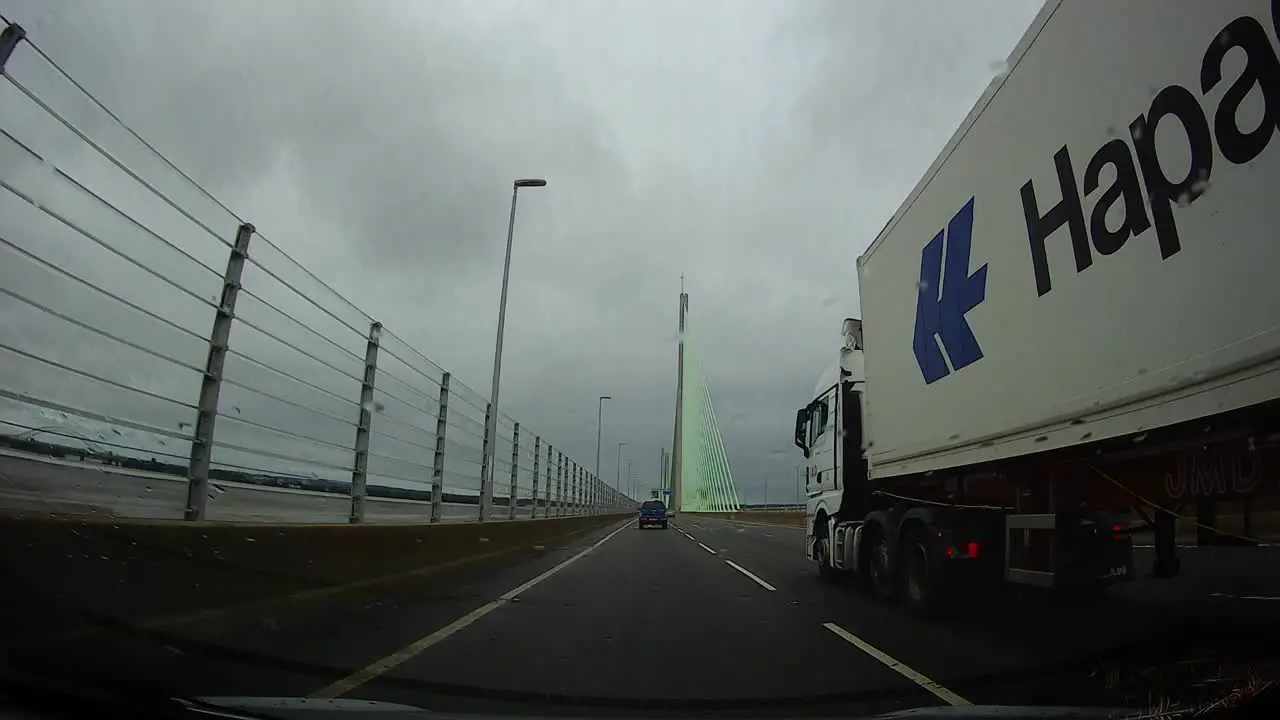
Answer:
top-left (945, 542), bottom-right (981, 559)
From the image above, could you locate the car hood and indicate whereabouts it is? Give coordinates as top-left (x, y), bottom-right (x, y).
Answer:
top-left (192, 697), bottom-right (1129, 719)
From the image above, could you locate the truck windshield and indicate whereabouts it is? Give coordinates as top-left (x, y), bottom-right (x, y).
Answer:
top-left (641, 501), bottom-right (666, 511)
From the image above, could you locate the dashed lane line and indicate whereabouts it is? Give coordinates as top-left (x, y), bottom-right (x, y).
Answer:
top-left (308, 518), bottom-right (634, 699)
top-left (822, 622), bottom-right (970, 707)
top-left (684, 520), bottom-right (970, 704)
top-left (674, 524), bottom-right (776, 592)
top-left (724, 559), bottom-right (776, 592)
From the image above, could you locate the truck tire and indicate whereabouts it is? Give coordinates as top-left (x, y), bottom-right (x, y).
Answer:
top-left (866, 528), bottom-right (899, 601)
top-left (814, 535), bottom-right (839, 582)
top-left (900, 527), bottom-right (944, 615)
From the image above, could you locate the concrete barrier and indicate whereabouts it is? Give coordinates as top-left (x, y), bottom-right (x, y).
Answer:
top-left (0, 512), bottom-right (630, 649)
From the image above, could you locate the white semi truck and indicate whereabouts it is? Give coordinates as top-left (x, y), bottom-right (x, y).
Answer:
top-left (794, 0), bottom-right (1280, 614)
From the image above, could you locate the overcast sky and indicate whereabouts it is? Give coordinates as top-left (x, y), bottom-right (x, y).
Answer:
top-left (0, 0), bottom-right (1043, 505)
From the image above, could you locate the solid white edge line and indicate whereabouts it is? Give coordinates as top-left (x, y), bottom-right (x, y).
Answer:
top-left (724, 559), bottom-right (776, 591)
top-left (698, 542), bottom-right (717, 555)
top-left (309, 518), bottom-right (634, 699)
top-left (822, 622), bottom-right (970, 707)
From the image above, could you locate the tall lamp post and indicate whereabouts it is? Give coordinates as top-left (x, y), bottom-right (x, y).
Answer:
top-left (479, 178), bottom-right (546, 521)
top-left (595, 395), bottom-right (611, 488)
top-left (616, 441), bottom-right (628, 502)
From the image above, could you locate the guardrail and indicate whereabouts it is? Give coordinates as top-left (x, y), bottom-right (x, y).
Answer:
top-left (0, 20), bottom-right (615, 523)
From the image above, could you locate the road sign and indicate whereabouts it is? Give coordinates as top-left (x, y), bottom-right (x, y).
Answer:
top-left (662, 488), bottom-right (672, 495)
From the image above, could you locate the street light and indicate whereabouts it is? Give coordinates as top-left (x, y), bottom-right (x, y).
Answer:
top-left (479, 178), bottom-right (546, 521)
top-left (616, 441), bottom-right (628, 501)
top-left (595, 395), bottom-right (611, 484)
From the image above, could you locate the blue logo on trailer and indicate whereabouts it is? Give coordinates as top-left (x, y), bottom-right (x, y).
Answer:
top-left (912, 197), bottom-right (988, 384)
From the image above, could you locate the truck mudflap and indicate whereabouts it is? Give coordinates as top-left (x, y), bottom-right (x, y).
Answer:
top-left (1006, 510), bottom-right (1135, 589)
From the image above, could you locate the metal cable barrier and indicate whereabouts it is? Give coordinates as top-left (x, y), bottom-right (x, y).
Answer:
top-left (0, 20), bottom-right (619, 523)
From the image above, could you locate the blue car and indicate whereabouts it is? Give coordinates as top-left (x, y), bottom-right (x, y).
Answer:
top-left (638, 500), bottom-right (668, 529)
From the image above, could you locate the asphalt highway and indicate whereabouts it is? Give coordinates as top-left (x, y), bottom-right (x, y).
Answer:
top-left (10, 515), bottom-right (1280, 717)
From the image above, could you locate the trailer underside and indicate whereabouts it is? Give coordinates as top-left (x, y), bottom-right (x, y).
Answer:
top-left (810, 393), bottom-right (1280, 614)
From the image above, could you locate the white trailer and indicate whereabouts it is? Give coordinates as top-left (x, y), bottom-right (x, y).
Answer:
top-left (795, 0), bottom-right (1280, 614)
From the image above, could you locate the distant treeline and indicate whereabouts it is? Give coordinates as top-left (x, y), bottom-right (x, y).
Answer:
top-left (0, 433), bottom-right (554, 507)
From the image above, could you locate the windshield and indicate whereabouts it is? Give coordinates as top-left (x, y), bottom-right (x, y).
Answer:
top-left (1, 2), bottom-right (1278, 719)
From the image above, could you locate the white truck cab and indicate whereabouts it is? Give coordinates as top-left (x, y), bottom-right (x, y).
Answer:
top-left (796, 319), bottom-right (868, 568)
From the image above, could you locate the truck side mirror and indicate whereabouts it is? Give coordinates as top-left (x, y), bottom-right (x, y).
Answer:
top-left (794, 407), bottom-right (811, 458)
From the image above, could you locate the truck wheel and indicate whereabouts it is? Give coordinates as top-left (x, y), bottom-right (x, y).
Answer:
top-left (900, 531), bottom-right (942, 615)
top-left (814, 536), bottom-right (839, 582)
top-left (867, 531), bottom-right (899, 601)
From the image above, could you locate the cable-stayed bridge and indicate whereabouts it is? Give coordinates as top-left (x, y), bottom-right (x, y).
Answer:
top-left (666, 290), bottom-right (742, 513)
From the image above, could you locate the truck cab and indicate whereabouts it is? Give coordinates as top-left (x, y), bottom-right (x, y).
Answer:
top-left (794, 319), bottom-right (873, 571)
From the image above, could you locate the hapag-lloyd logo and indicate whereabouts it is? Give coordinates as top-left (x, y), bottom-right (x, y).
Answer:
top-left (912, 198), bottom-right (987, 385)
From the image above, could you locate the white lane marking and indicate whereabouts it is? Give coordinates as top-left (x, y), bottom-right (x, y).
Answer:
top-left (724, 559), bottom-right (776, 591)
top-left (823, 622), bottom-right (970, 707)
top-left (677, 523), bottom-right (775, 592)
top-left (309, 518), bottom-right (634, 699)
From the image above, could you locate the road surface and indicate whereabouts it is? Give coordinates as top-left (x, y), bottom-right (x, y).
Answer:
top-left (0, 452), bottom-right (505, 523)
top-left (13, 515), bottom-right (1280, 716)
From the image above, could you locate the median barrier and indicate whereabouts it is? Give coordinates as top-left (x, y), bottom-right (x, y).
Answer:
top-left (0, 512), bottom-right (631, 650)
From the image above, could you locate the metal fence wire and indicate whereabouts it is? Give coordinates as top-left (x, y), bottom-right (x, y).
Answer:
top-left (0, 20), bottom-right (625, 524)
